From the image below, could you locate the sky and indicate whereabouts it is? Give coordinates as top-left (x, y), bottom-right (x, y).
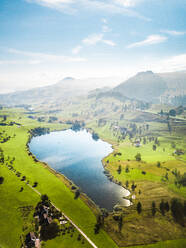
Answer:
top-left (0, 0), bottom-right (186, 92)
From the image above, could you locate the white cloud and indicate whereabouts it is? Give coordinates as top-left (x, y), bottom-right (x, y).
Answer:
top-left (161, 30), bottom-right (186, 36)
top-left (114, 0), bottom-right (141, 7)
top-left (82, 33), bottom-right (116, 46)
top-left (156, 53), bottom-right (186, 72)
top-left (72, 45), bottom-right (82, 54)
top-left (127, 34), bottom-right (167, 48)
top-left (8, 48), bottom-right (87, 63)
top-left (82, 34), bottom-right (104, 45)
top-left (102, 39), bottom-right (116, 46)
top-left (0, 59), bottom-right (42, 65)
top-left (102, 25), bottom-right (112, 33)
top-left (26, 0), bottom-right (150, 21)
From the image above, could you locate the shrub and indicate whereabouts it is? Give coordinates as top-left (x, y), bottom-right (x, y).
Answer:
top-left (137, 202), bottom-right (142, 214)
top-left (0, 176), bottom-right (4, 184)
top-left (135, 153), bottom-right (141, 161)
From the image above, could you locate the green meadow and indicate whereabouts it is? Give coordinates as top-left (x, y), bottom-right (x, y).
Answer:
top-left (0, 109), bottom-right (117, 248)
top-left (87, 115), bottom-right (186, 247)
top-left (0, 108), bottom-right (186, 248)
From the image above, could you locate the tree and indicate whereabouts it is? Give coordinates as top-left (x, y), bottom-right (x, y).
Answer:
top-left (165, 172), bottom-right (169, 180)
top-left (118, 215), bottom-right (123, 232)
top-left (131, 182), bottom-right (137, 191)
top-left (159, 199), bottom-right (165, 216)
top-left (0, 176), bottom-right (4, 184)
top-left (171, 198), bottom-right (184, 226)
top-left (157, 161), bottom-right (161, 168)
top-left (135, 153), bottom-right (141, 161)
top-left (77, 234), bottom-right (81, 241)
top-left (41, 194), bottom-right (49, 203)
top-left (33, 182), bottom-right (38, 187)
top-left (94, 213), bottom-right (103, 234)
top-left (165, 201), bottom-right (170, 212)
top-left (125, 180), bottom-right (129, 188)
top-left (125, 165), bottom-right (130, 173)
top-left (137, 202), bottom-right (142, 214)
top-left (94, 223), bottom-right (100, 234)
top-left (92, 132), bottom-right (99, 141)
top-left (169, 109), bottom-right (176, 117)
top-left (74, 189), bottom-right (80, 199)
top-left (153, 144), bottom-right (157, 151)
top-left (117, 165), bottom-right (122, 174)
top-left (152, 201), bottom-right (156, 216)
top-left (0, 148), bottom-right (4, 164)
top-left (40, 222), bottom-right (60, 241)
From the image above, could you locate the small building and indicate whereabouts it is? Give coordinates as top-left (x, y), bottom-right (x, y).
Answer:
top-left (134, 140), bottom-right (141, 147)
top-left (60, 220), bottom-right (68, 225)
top-left (35, 239), bottom-right (40, 248)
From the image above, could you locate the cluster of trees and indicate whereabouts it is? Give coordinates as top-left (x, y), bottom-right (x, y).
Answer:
top-left (171, 198), bottom-right (186, 226)
top-left (174, 172), bottom-right (186, 187)
top-left (0, 147), bottom-right (4, 164)
top-left (137, 198), bottom-right (186, 226)
top-left (0, 131), bottom-right (11, 143)
top-left (172, 169), bottom-right (186, 187)
top-left (94, 213), bottom-right (104, 234)
top-left (37, 116), bottom-right (45, 122)
top-left (48, 116), bottom-right (58, 123)
top-left (151, 198), bottom-right (186, 226)
top-left (117, 164), bottom-right (131, 175)
top-left (159, 200), bottom-right (170, 216)
top-left (30, 127), bottom-right (50, 137)
top-left (71, 120), bottom-right (85, 131)
top-left (34, 195), bottom-right (61, 241)
top-left (112, 214), bottom-right (123, 232)
top-left (159, 106), bottom-right (184, 117)
top-left (92, 132), bottom-right (99, 141)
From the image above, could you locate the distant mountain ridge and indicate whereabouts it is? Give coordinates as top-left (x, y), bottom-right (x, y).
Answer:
top-left (113, 70), bottom-right (186, 103)
top-left (0, 77), bottom-right (123, 106)
top-left (0, 71), bottom-right (185, 106)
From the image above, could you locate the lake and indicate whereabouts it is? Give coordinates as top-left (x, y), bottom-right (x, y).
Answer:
top-left (29, 129), bottom-right (130, 210)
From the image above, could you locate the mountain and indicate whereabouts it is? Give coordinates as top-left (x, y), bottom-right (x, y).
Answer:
top-left (0, 71), bottom-right (185, 107)
top-left (113, 70), bottom-right (186, 104)
top-left (0, 77), bottom-right (123, 106)
top-left (159, 71), bottom-right (186, 91)
top-left (113, 71), bottom-right (168, 103)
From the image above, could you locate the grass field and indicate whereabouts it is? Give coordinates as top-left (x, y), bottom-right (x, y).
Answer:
top-left (0, 107), bottom-right (186, 248)
top-left (0, 108), bottom-right (118, 248)
top-left (126, 239), bottom-right (186, 248)
top-left (87, 115), bottom-right (186, 247)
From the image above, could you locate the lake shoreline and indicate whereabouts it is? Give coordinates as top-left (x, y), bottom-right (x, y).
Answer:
top-left (26, 127), bottom-right (101, 215)
top-left (27, 127), bottom-right (130, 211)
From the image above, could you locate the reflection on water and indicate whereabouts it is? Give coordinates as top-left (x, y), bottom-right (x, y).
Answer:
top-left (29, 129), bottom-right (130, 210)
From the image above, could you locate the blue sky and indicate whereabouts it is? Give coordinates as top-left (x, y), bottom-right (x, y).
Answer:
top-left (0, 0), bottom-right (186, 92)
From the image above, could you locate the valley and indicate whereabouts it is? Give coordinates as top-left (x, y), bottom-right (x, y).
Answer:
top-left (0, 71), bottom-right (186, 248)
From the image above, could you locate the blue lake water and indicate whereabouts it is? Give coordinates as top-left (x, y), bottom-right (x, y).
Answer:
top-left (29, 129), bottom-right (130, 210)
